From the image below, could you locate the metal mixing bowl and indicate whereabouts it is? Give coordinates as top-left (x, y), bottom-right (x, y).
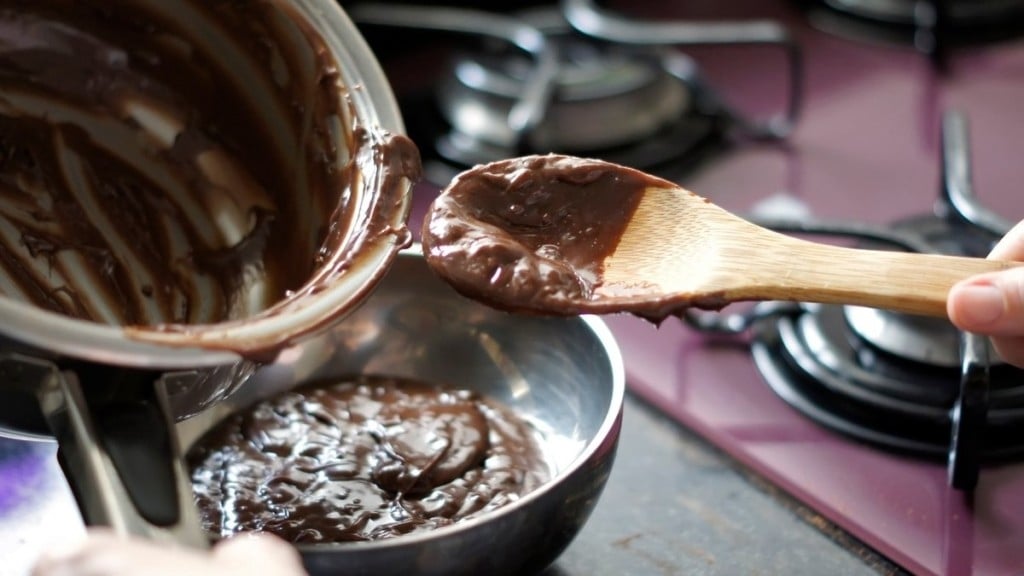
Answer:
top-left (177, 247), bottom-right (625, 576)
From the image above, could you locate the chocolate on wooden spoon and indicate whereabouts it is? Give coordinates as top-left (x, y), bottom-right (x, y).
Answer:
top-left (421, 154), bottom-right (1022, 320)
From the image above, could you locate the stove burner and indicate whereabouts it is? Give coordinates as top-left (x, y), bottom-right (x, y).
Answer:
top-left (816, 0), bottom-right (1024, 28)
top-left (687, 111), bottom-right (1021, 491)
top-left (351, 1), bottom-right (802, 183)
top-left (753, 299), bottom-right (1024, 460)
top-left (435, 10), bottom-right (712, 169)
top-left (799, 0), bottom-right (1024, 64)
top-left (752, 205), bottom-right (1024, 477)
top-left (754, 206), bottom-right (1004, 448)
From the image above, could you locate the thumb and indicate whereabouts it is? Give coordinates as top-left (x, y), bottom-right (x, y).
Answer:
top-left (947, 267), bottom-right (1024, 336)
top-left (212, 534), bottom-right (307, 576)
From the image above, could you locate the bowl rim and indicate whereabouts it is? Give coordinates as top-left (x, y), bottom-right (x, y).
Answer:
top-left (0, 0), bottom-right (412, 369)
top-left (291, 307), bottom-right (627, 552)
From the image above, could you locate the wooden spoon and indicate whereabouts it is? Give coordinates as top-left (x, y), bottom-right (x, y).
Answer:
top-left (421, 154), bottom-right (1020, 320)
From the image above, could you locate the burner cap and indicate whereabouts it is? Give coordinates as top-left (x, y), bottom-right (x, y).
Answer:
top-left (440, 49), bottom-right (689, 152)
top-left (435, 9), bottom-right (694, 163)
top-left (842, 212), bottom-right (1000, 367)
top-left (843, 306), bottom-right (960, 368)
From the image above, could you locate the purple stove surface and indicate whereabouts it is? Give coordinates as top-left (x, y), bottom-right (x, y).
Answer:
top-left (604, 314), bottom-right (1024, 576)
top-left (0, 442), bottom-right (83, 575)
top-left (590, 2), bottom-right (1024, 575)
top-left (405, 2), bottom-right (1024, 574)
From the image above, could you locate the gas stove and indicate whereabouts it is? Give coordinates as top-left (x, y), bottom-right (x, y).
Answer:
top-left (359, 1), bottom-right (1024, 575)
top-left (2, 1), bottom-right (1023, 574)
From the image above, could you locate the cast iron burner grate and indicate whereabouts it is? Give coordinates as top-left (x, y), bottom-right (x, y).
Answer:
top-left (796, 0), bottom-right (1024, 67)
top-left (350, 0), bottom-right (801, 184)
top-left (686, 111), bottom-right (1024, 491)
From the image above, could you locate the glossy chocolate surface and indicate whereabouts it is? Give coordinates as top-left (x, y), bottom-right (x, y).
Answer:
top-left (188, 375), bottom-right (550, 543)
top-left (422, 154), bottom-right (668, 315)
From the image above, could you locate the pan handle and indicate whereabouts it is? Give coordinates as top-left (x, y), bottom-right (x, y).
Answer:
top-left (9, 353), bottom-right (209, 547)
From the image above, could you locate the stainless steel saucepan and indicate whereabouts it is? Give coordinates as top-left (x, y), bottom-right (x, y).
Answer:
top-left (0, 0), bottom-right (416, 546)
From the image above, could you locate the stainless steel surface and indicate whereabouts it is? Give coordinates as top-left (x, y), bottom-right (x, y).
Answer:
top-left (0, 352), bottom-right (213, 546)
top-left (842, 306), bottom-right (960, 367)
top-left (441, 47), bottom-right (690, 152)
top-left (0, 0), bottom-right (414, 548)
top-left (348, 4), bottom-right (560, 144)
top-left (562, 0), bottom-right (802, 138)
top-left (940, 112), bottom-right (1013, 236)
top-left (177, 247), bottom-right (626, 576)
top-left (31, 358), bottom-right (206, 547)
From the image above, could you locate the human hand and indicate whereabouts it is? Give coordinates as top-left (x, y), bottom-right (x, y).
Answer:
top-left (947, 219), bottom-right (1024, 367)
top-left (31, 529), bottom-right (308, 576)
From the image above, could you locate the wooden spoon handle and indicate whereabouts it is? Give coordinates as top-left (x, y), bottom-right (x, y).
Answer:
top-left (749, 241), bottom-right (1020, 317)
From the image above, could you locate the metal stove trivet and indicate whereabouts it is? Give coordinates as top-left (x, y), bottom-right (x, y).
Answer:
top-left (684, 110), bottom-right (1024, 491)
top-left (350, 0), bottom-right (802, 181)
top-left (796, 0), bottom-right (1024, 67)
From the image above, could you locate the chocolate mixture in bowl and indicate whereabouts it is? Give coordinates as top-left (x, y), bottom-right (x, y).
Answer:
top-left (0, 0), bottom-right (418, 352)
top-left (188, 375), bottom-right (551, 543)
